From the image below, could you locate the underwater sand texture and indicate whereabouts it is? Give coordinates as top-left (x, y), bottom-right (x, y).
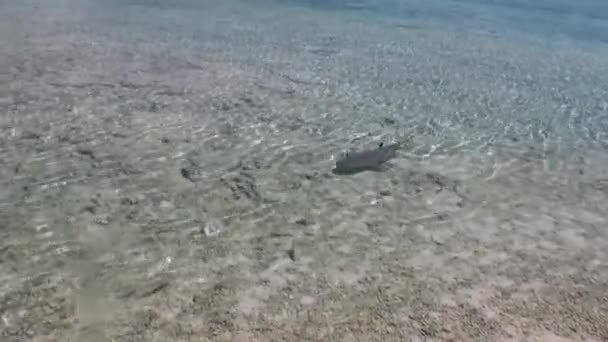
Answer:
top-left (1, 1), bottom-right (608, 341)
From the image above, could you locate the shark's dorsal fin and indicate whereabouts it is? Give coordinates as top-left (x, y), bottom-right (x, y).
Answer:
top-left (378, 142), bottom-right (384, 149)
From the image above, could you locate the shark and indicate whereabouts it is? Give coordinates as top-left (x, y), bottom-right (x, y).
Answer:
top-left (332, 141), bottom-right (401, 175)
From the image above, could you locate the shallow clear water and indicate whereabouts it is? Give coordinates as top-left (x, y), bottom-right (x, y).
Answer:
top-left (1, 0), bottom-right (607, 341)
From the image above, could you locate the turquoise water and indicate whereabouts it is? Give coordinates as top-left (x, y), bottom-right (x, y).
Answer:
top-left (76, 0), bottom-right (608, 156)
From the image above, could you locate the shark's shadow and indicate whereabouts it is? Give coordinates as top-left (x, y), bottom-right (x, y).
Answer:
top-left (332, 142), bottom-right (400, 176)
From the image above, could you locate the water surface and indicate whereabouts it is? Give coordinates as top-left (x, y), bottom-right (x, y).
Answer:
top-left (1, 0), bottom-right (607, 341)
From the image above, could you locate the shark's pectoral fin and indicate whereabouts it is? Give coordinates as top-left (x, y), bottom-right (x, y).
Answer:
top-left (375, 162), bottom-right (395, 172)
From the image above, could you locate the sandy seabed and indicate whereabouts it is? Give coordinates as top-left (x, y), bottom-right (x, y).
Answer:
top-left (1, 1), bottom-right (608, 341)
